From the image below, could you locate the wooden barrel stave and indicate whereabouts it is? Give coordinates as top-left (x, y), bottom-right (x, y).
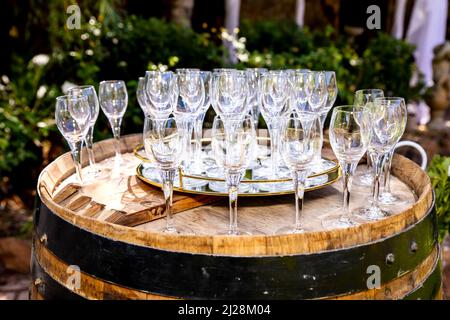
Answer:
top-left (31, 135), bottom-right (441, 300)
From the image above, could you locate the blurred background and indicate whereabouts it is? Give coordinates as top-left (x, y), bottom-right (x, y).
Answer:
top-left (0, 0), bottom-right (449, 299)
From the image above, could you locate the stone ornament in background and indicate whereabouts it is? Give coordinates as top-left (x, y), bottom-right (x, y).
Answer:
top-left (426, 41), bottom-right (450, 130)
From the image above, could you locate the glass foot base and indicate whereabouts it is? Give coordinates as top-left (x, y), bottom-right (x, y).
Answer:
top-left (161, 225), bottom-right (195, 235)
top-left (321, 214), bottom-right (358, 230)
top-left (354, 207), bottom-right (389, 221)
top-left (216, 229), bottom-right (253, 236)
top-left (275, 225), bottom-right (308, 235)
top-left (378, 192), bottom-right (407, 206)
top-left (353, 172), bottom-right (373, 187)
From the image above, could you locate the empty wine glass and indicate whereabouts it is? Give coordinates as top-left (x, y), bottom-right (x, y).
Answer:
top-left (245, 68), bottom-right (268, 129)
top-left (191, 71), bottom-right (212, 174)
top-left (211, 115), bottom-right (256, 235)
top-left (305, 71), bottom-right (328, 112)
top-left (55, 95), bottom-right (91, 184)
top-left (258, 71), bottom-right (292, 181)
top-left (136, 77), bottom-right (151, 116)
top-left (322, 106), bottom-right (371, 229)
top-left (353, 89), bottom-right (385, 186)
top-left (378, 97), bottom-right (408, 205)
top-left (174, 70), bottom-right (205, 173)
top-left (355, 98), bottom-right (407, 220)
top-left (99, 80), bottom-right (128, 171)
top-left (67, 85), bottom-right (101, 180)
top-left (289, 69), bottom-right (311, 115)
top-left (276, 113), bottom-right (319, 234)
top-left (143, 116), bottom-right (192, 234)
top-left (313, 71), bottom-right (338, 171)
top-left (144, 71), bottom-right (178, 118)
top-left (211, 71), bottom-right (248, 121)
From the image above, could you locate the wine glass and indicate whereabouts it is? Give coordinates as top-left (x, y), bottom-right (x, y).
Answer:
top-left (211, 115), bottom-right (256, 235)
top-left (378, 97), bottom-right (408, 205)
top-left (211, 71), bottom-right (248, 121)
top-left (98, 80), bottom-right (128, 171)
top-left (191, 71), bottom-right (212, 174)
top-left (144, 71), bottom-right (178, 118)
top-left (305, 71), bottom-right (328, 113)
top-left (55, 95), bottom-right (91, 184)
top-left (174, 70), bottom-right (205, 173)
top-left (245, 68), bottom-right (268, 129)
top-left (276, 112), bottom-right (319, 234)
top-left (67, 85), bottom-right (101, 180)
top-left (322, 106), bottom-right (371, 229)
top-left (136, 77), bottom-right (151, 116)
top-left (289, 69), bottom-right (311, 115)
top-left (313, 71), bottom-right (338, 171)
top-left (258, 71), bottom-right (292, 182)
top-left (353, 89), bottom-right (385, 186)
top-left (355, 98), bottom-right (407, 220)
top-left (143, 116), bottom-right (192, 234)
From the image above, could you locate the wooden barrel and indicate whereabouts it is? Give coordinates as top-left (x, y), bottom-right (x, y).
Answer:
top-left (31, 134), bottom-right (442, 300)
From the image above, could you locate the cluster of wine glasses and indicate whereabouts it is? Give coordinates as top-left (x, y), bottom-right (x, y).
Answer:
top-left (55, 68), bottom-right (408, 236)
top-left (137, 68), bottom-right (338, 235)
top-left (55, 80), bottom-right (129, 185)
top-left (324, 92), bottom-right (408, 229)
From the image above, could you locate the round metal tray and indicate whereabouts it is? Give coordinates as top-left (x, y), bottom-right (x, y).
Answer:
top-left (134, 139), bottom-right (340, 197)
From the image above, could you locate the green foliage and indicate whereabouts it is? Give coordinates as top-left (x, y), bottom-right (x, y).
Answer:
top-left (239, 21), bottom-right (424, 106)
top-left (358, 33), bottom-right (424, 101)
top-left (427, 155), bottom-right (450, 241)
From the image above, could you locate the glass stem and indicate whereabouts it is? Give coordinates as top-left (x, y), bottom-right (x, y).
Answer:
top-left (226, 171), bottom-right (243, 235)
top-left (268, 120), bottom-right (280, 179)
top-left (370, 152), bottom-right (386, 211)
top-left (293, 170), bottom-right (308, 231)
top-left (179, 118), bottom-right (194, 172)
top-left (70, 140), bottom-right (84, 185)
top-left (84, 125), bottom-right (96, 168)
top-left (161, 169), bottom-right (176, 231)
top-left (316, 112), bottom-right (327, 162)
top-left (366, 152), bottom-right (372, 171)
top-left (109, 117), bottom-right (122, 163)
top-left (193, 113), bottom-right (206, 172)
top-left (383, 148), bottom-right (395, 193)
top-left (340, 161), bottom-right (357, 216)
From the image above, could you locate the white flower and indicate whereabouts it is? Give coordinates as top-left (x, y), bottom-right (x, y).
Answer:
top-left (62, 81), bottom-right (77, 94)
top-left (85, 49), bottom-right (94, 56)
top-left (81, 33), bottom-right (89, 40)
top-left (37, 121), bottom-right (48, 128)
top-left (89, 17), bottom-right (96, 25)
top-left (36, 85), bottom-right (47, 99)
top-left (31, 54), bottom-right (50, 67)
top-left (1, 75), bottom-right (10, 84)
top-left (93, 28), bottom-right (101, 37)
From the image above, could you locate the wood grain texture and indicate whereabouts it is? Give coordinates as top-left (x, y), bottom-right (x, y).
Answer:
top-left (37, 134), bottom-right (433, 256)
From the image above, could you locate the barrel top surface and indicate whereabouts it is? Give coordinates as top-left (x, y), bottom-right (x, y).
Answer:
top-left (37, 134), bottom-right (433, 256)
